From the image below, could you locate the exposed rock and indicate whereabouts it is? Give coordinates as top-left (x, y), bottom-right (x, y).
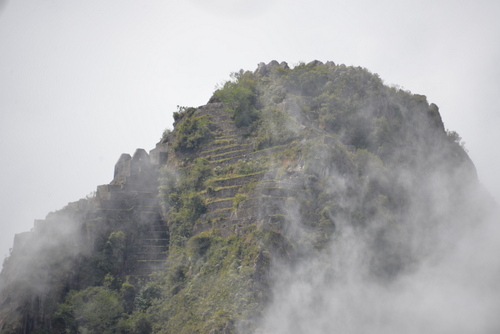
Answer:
top-left (428, 103), bottom-right (445, 131)
top-left (149, 142), bottom-right (169, 165)
top-left (255, 62), bottom-right (268, 75)
top-left (112, 153), bottom-right (131, 185)
top-left (255, 60), bottom-right (288, 76)
top-left (307, 59), bottom-right (324, 66)
top-left (279, 61), bottom-right (290, 69)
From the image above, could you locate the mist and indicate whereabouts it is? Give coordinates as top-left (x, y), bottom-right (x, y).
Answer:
top-left (0, 200), bottom-right (92, 330)
top-left (1, 0), bottom-right (500, 263)
top-left (0, 1), bottom-right (499, 333)
top-left (256, 202), bottom-right (500, 332)
top-left (246, 73), bottom-right (500, 333)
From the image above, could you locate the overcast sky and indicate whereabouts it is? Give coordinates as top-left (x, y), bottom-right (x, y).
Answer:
top-left (0, 0), bottom-right (499, 258)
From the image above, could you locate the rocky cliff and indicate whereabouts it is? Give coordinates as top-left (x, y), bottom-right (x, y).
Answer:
top-left (0, 61), bottom-right (493, 333)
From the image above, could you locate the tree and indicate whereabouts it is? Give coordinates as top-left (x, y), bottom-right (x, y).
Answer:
top-left (55, 286), bottom-right (124, 334)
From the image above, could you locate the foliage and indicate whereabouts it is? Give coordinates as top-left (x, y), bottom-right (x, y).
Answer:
top-left (172, 115), bottom-right (211, 152)
top-left (232, 193), bottom-right (247, 211)
top-left (173, 106), bottom-right (196, 123)
top-left (147, 230), bottom-right (271, 334)
top-left (161, 128), bottom-right (171, 141)
top-left (212, 71), bottom-right (260, 127)
top-left (135, 283), bottom-right (162, 311)
top-left (185, 158), bottom-right (213, 190)
top-left (255, 107), bottom-right (302, 149)
top-left (446, 129), bottom-right (467, 152)
top-left (55, 286), bottom-right (124, 334)
top-left (168, 192), bottom-right (206, 245)
top-left (234, 156), bottom-right (269, 175)
top-left (159, 160), bottom-right (209, 247)
top-left (59, 232), bottom-right (269, 334)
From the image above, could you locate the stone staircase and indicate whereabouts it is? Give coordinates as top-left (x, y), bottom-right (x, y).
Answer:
top-left (194, 104), bottom-right (295, 226)
top-left (94, 149), bottom-right (169, 277)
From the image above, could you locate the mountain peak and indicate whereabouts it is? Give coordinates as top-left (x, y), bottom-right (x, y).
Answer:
top-left (0, 62), bottom-right (492, 334)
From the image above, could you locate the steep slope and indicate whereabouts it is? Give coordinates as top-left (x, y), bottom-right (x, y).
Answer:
top-left (0, 61), bottom-right (494, 333)
top-left (0, 147), bottom-right (169, 332)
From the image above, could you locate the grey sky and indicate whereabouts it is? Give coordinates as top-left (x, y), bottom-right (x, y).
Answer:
top-left (1, 0), bottom-right (499, 258)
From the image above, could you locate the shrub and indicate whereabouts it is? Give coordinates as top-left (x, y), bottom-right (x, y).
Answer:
top-left (173, 106), bottom-right (196, 123)
top-left (256, 107), bottom-right (301, 149)
top-left (55, 286), bottom-right (123, 334)
top-left (446, 130), bottom-right (467, 152)
top-left (232, 193), bottom-right (247, 211)
top-left (172, 115), bottom-right (211, 152)
top-left (185, 158), bottom-right (213, 190)
top-left (212, 71), bottom-right (260, 127)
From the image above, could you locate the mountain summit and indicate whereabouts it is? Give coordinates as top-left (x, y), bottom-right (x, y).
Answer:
top-left (0, 61), bottom-right (495, 333)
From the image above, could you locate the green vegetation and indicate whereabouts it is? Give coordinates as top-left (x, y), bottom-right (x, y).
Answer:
top-left (173, 106), bottom-right (196, 123)
top-left (209, 61), bottom-right (448, 166)
top-left (148, 229), bottom-right (271, 334)
top-left (55, 286), bottom-right (124, 333)
top-left (446, 129), bottom-right (468, 152)
top-left (212, 71), bottom-right (260, 127)
top-left (0, 61), bottom-right (477, 334)
top-left (255, 107), bottom-right (302, 149)
top-left (159, 162), bottom-right (209, 246)
top-left (172, 115), bottom-right (211, 152)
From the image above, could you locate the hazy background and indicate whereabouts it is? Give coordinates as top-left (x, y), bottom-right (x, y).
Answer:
top-left (0, 0), bottom-right (499, 259)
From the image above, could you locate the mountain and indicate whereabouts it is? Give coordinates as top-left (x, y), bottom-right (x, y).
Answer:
top-left (0, 61), bottom-right (495, 333)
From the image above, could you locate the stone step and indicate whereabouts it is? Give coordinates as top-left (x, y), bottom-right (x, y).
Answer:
top-left (255, 178), bottom-right (306, 190)
top-left (212, 172), bottom-right (266, 188)
top-left (134, 255), bottom-right (168, 262)
top-left (213, 136), bottom-right (239, 146)
top-left (147, 224), bottom-right (167, 230)
top-left (136, 245), bottom-right (168, 252)
top-left (202, 185), bottom-right (240, 199)
top-left (130, 261), bottom-right (165, 276)
top-left (135, 248), bottom-right (167, 255)
top-left (86, 217), bottom-right (133, 224)
top-left (209, 154), bottom-right (248, 166)
top-left (203, 207), bottom-right (233, 221)
top-left (200, 143), bottom-right (253, 158)
top-left (206, 148), bottom-right (253, 162)
top-left (96, 209), bottom-right (133, 220)
top-left (206, 198), bottom-right (234, 212)
top-left (138, 238), bottom-right (169, 246)
top-left (248, 142), bottom-right (293, 160)
top-left (142, 231), bottom-right (168, 237)
top-left (99, 200), bottom-right (159, 210)
top-left (235, 195), bottom-right (293, 220)
top-left (108, 191), bottom-right (157, 201)
top-left (132, 211), bottom-right (162, 222)
top-left (208, 143), bottom-right (288, 166)
top-left (251, 186), bottom-right (307, 197)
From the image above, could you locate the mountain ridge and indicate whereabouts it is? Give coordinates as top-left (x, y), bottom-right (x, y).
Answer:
top-left (0, 60), bottom-right (492, 334)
